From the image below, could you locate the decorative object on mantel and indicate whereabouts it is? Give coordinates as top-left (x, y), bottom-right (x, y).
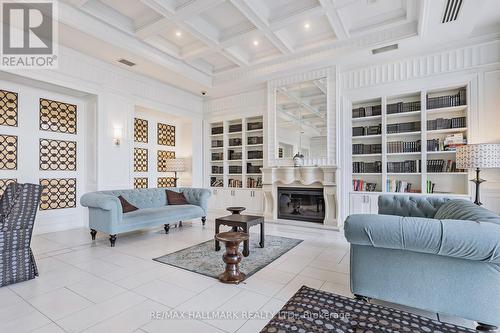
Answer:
top-left (260, 286), bottom-right (475, 333)
top-left (162, 157), bottom-right (188, 187)
top-left (153, 234), bottom-right (302, 279)
top-left (456, 143), bottom-right (500, 205)
top-left (292, 152), bottom-right (304, 167)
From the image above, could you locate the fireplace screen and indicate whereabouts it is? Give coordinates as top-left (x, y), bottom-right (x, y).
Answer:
top-left (278, 187), bottom-right (325, 223)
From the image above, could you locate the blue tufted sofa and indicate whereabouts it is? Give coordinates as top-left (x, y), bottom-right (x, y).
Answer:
top-left (81, 187), bottom-right (211, 247)
top-left (344, 195), bottom-right (500, 330)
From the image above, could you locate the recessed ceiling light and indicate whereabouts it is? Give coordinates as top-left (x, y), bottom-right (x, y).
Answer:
top-left (175, 30), bottom-right (182, 37)
top-left (253, 40), bottom-right (259, 46)
top-left (304, 22), bottom-right (310, 30)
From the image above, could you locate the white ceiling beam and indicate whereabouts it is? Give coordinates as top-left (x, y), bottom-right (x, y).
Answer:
top-left (278, 88), bottom-right (325, 119)
top-left (318, 0), bottom-right (349, 39)
top-left (141, 0), bottom-right (246, 67)
top-left (57, 1), bottom-right (212, 86)
top-left (269, 6), bottom-right (324, 31)
top-left (174, 0), bottom-right (226, 19)
top-left (417, 0), bottom-right (430, 37)
top-left (230, 0), bottom-right (294, 54)
top-left (82, 0), bottom-right (135, 33)
top-left (143, 35), bottom-right (181, 58)
top-left (135, 17), bottom-right (170, 39)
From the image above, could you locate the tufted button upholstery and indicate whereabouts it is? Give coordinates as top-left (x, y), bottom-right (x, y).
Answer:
top-left (378, 195), bottom-right (450, 218)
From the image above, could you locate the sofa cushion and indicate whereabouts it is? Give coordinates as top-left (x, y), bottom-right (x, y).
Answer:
top-left (378, 195), bottom-right (449, 218)
top-left (434, 199), bottom-right (500, 225)
top-left (166, 190), bottom-right (188, 205)
top-left (122, 204), bottom-right (204, 225)
top-left (118, 196), bottom-right (138, 213)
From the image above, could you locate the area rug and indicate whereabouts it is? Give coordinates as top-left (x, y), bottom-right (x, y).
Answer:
top-left (153, 234), bottom-right (302, 279)
top-left (261, 286), bottom-right (475, 333)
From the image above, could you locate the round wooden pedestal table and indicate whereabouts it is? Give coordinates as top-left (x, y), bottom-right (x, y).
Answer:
top-left (214, 231), bottom-right (249, 284)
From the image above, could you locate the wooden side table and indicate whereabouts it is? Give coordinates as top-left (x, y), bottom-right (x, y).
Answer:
top-left (215, 231), bottom-right (249, 284)
top-left (215, 214), bottom-right (264, 257)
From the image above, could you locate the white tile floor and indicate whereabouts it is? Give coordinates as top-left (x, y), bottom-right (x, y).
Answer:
top-left (2, 219), bottom-right (476, 333)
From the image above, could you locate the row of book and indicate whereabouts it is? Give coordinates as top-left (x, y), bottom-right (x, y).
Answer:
top-left (352, 161), bottom-right (382, 173)
top-left (211, 152), bottom-right (223, 161)
top-left (228, 166), bottom-right (242, 174)
top-left (248, 150), bottom-right (263, 159)
top-left (352, 143), bottom-right (382, 155)
top-left (248, 136), bottom-right (263, 145)
top-left (247, 163), bottom-right (262, 174)
top-left (427, 159), bottom-right (463, 173)
top-left (427, 89), bottom-right (466, 109)
top-left (247, 177), bottom-right (262, 188)
top-left (426, 180), bottom-right (436, 194)
top-left (387, 101), bottom-right (421, 114)
top-left (352, 105), bottom-right (382, 118)
top-left (211, 165), bottom-right (223, 174)
top-left (427, 117), bottom-right (466, 131)
top-left (228, 179), bottom-right (243, 187)
top-left (387, 160), bottom-right (421, 173)
top-left (211, 126), bottom-right (223, 135)
top-left (211, 140), bottom-right (223, 148)
top-left (386, 179), bottom-right (417, 193)
top-left (210, 178), bottom-right (223, 187)
top-left (228, 150), bottom-right (242, 160)
top-left (387, 121), bottom-right (421, 134)
top-left (387, 140), bottom-right (421, 153)
top-left (352, 179), bottom-right (377, 192)
top-left (353, 125), bottom-right (382, 137)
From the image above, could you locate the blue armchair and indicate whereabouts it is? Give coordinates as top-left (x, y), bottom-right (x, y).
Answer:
top-left (344, 195), bottom-right (500, 330)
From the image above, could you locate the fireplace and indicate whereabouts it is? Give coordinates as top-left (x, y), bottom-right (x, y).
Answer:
top-left (277, 187), bottom-right (325, 223)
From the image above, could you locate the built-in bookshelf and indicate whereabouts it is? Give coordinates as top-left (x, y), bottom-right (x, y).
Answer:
top-left (209, 116), bottom-right (263, 189)
top-left (351, 86), bottom-right (469, 195)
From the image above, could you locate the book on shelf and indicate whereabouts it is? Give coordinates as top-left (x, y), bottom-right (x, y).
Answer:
top-left (426, 88), bottom-right (466, 109)
top-left (427, 117), bottom-right (466, 130)
top-left (387, 121), bottom-right (421, 134)
top-left (352, 105), bottom-right (382, 118)
top-left (386, 179), bottom-right (418, 193)
top-left (352, 161), bottom-right (382, 173)
top-left (353, 124), bottom-right (382, 136)
top-left (228, 124), bottom-right (242, 132)
top-left (228, 178), bottom-right (242, 187)
top-left (247, 177), bottom-right (262, 188)
top-left (427, 159), bottom-right (464, 173)
top-left (211, 126), bottom-right (223, 135)
top-left (247, 122), bottom-right (263, 131)
top-left (387, 160), bottom-right (421, 173)
top-left (387, 100), bottom-right (421, 114)
top-left (353, 179), bottom-right (377, 192)
top-left (247, 136), bottom-right (263, 145)
top-left (426, 180), bottom-right (436, 194)
top-left (352, 143), bottom-right (382, 154)
top-left (210, 178), bottom-right (223, 187)
top-left (387, 140), bottom-right (421, 153)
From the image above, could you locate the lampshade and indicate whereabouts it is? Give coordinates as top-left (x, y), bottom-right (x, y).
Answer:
top-left (456, 144), bottom-right (500, 169)
top-left (162, 158), bottom-right (189, 172)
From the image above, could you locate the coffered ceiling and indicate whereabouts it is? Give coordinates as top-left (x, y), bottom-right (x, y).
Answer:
top-left (57, 0), bottom-right (500, 95)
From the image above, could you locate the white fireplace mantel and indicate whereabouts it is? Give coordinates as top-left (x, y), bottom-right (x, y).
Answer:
top-left (261, 166), bottom-right (339, 229)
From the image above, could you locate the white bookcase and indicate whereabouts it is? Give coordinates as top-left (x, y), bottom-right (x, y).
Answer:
top-left (206, 116), bottom-right (265, 214)
top-left (350, 85), bottom-right (470, 202)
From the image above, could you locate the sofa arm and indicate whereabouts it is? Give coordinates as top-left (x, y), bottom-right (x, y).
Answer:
top-left (80, 193), bottom-right (122, 212)
top-left (344, 214), bottom-right (500, 264)
top-left (179, 188), bottom-right (211, 214)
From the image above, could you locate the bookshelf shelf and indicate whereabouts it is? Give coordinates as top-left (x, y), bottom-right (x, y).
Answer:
top-left (427, 128), bottom-right (467, 135)
top-left (350, 85), bottom-right (469, 195)
top-left (208, 116), bottom-right (264, 189)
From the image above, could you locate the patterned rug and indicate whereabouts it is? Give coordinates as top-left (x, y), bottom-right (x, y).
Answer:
top-left (153, 234), bottom-right (302, 279)
top-left (261, 286), bottom-right (475, 333)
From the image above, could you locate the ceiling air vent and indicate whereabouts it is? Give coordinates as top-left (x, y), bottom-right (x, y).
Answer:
top-left (371, 44), bottom-right (398, 55)
top-left (442, 0), bottom-right (463, 23)
top-left (117, 58), bottom-right (136, 67)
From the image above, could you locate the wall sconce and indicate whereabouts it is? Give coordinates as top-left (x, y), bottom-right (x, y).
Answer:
top-left (113, 126), bottom-right (122, 146)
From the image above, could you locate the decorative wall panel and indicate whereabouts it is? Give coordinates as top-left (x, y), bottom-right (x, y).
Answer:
top-left (39, 98), bottom-right (77, 134)
top-left (134, 118), bottom-right (148, 143)
top-left (157, 150), bottom-right (175, 172)
top-left (134, 177), bottom-right (148, 189)
top-left (134, 148), bottom-right (148, 172)
top-left (39, 178), bottom-right (77, 210)
top-left (0, 178), bottom-right (17, 197)
top-left (157, 123), bottom-right (175, 146)
top-left (0, 135), bottom-right (17, 170)
top-left (0, 89), bottom-right (18, 127)
top-left (157, 177), bottom-right (176, 188)
top-left (39, 139), bottom-right (77, 171)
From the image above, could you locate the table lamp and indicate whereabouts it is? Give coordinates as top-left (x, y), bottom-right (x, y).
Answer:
top-left (456, 143), bottom-right (500, 205)
top-left (163, 158), bottom-right (188, 187)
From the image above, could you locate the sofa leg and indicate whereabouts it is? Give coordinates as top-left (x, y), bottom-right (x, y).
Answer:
top-left (476, 323), bottom-right (498, 332)
top-left (178, 221), bottom-right (183, 228)
top-left (354, 294), bottom-right (370, 303)
top-left (164, 224), bottom-right (170, 234)
top-left (202, 216), bottom-right (206, 226)
top-left (109, 234), bottom-right (117, 247)
top-left (90, 229), bottom-right (97, 241)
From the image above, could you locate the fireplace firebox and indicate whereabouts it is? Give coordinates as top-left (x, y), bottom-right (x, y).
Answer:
top-left (277, 187), bottom-right (325, 223)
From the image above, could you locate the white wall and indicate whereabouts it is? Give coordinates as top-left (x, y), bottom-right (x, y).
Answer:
top-left (0, 45), bottom-right (203, 233)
